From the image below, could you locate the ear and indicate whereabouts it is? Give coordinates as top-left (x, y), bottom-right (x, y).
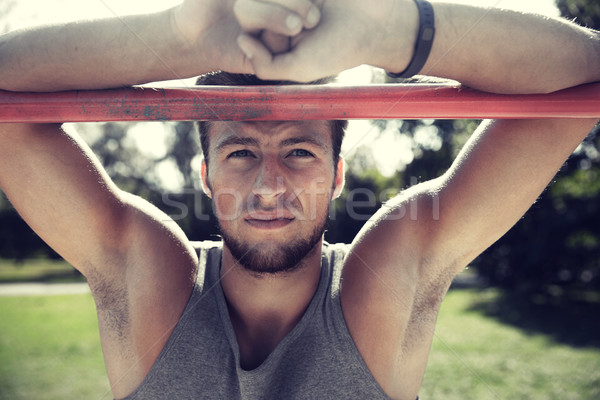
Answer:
top-left (200, 158), bottom-right (212, 199)
top-left (332, 156), bottom-right (345, 199)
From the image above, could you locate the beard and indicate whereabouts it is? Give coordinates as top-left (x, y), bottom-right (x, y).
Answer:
top-left (218, 209), bottom-right (329, 276)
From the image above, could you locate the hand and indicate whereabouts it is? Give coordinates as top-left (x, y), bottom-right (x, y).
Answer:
top-left (234, 0), bottom-right (417, 82)
top-left (170, 0), bottom-right (245, 73)
top-left (235, 0), bottom-right (321, 54)
top-left (171, 0), bottom-right (323, 75)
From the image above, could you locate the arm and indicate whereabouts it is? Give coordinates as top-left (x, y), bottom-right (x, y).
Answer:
top-left (236, 0), bottom-right (600, 93)
top-left (0, 0), bottom-right (326, 395)
top-left (389, 3), bottom-right (600, 94)
top-left (0, 2), bottom-right (320, 396)
top-left (345, 7), bottom-right (600, 397)
top-left (233, 2), bottom-right (599, 398)
top-left (0, 2), bottom-right (229, 91)
top-left (0, 10), bottom-right (190, 91)
top-left (0, 0), bottom-right (317, 91)
top-left (0, 123), bottom-right (199, 396)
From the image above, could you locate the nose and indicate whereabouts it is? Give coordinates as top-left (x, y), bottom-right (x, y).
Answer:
top-left (252, 158), bottom-right (286, 200)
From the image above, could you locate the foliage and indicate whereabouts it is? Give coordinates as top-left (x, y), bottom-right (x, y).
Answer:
top-left (469, 0), bottom-right (600, 297)
top-left (473, 128), bottom-right (600, 295)
top-left (557, 0), bottom-right (600, 28)
top-left (0, 203), bottom-right (54, 261)
top-left (0, 258), bottom-right (82, 283)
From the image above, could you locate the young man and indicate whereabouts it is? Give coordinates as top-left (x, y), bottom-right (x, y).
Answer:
top-left (0, 0), bottom-right (598, 398)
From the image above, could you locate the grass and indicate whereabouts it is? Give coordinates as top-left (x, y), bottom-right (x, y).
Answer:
top-left (0, 294), bottom-right (111, 400)
top-left (421, 289), bottom-right (600, 399)
top-left (0, 287), bottom-right (598, 399)
top-left (0, 258), bottom-right (85, 283)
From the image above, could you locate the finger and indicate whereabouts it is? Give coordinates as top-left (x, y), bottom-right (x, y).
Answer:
top-left (234, 0), bottom-right (320, 36)
top-left (260, 31), bottom-right (291, 55)
top-left (234, 0), bottom-right (302, 36)
top-left (237, 34), bottom-right (281, 79)
top-left (265, 0), bottom-right (321, 28)
top-left (237, 33), bottom-right (316, 82)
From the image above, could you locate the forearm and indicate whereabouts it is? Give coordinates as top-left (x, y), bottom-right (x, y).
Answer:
top-left (382, 2), bottom-right (600, 94)
top-left (0, 8), bottom-right (206, 92)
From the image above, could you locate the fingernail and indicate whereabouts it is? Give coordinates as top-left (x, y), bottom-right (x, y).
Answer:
top-left (306, 6), bottom-right (320, 28)
top-left (237, 36), bottom-right (254, 59)
top-left (286, 15), bottom-right (302, 32)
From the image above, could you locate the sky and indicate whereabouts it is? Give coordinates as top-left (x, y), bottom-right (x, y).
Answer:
top-left (1, 0), bottom-right (561, 185)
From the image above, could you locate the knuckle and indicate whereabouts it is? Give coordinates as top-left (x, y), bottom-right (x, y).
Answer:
top-left (299, 0), bottom-right (316, 17)
top-left (260, 31), bottom-right (291, 55)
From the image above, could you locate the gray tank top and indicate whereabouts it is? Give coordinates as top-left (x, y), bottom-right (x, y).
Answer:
top-left (122, 241), bottom-right (393, 399)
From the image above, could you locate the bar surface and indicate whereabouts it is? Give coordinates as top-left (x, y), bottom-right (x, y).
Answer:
top-left (1, 83), bottom-right (600, 122)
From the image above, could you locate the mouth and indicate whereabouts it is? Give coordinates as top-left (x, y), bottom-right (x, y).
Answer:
top-left (245, 212), bottom-right (295, 230)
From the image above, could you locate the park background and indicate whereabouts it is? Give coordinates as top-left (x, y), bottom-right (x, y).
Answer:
top-left (0, 0), bottom-right (599, 399)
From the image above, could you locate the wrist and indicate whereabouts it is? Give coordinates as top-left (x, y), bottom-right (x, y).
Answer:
top-left (373, 0), bottom-right (420, 75)
top-left (170, 5), bottom-right (201, 50)
top-left (168, 3), bottom-right (247, 76)
top-left (386, 0), bottom-right (435, 78)
top-left (166, 6), bottom-right (220, 76)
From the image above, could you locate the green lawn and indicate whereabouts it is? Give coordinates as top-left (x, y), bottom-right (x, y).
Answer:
top-left (421, 289), bottom-right (600, 399)
top-left (0, 289), bottom-right (598, 399)
top-left (0, 294), bottom-right (111, 400)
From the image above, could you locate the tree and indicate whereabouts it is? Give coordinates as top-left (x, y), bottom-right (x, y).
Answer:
top-left (557, 0), bottom-right (600, 28)
top-left (470, 0), bottom-right (600, 297)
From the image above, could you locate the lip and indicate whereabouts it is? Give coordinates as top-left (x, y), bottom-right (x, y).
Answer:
top-left (246, 209), bottom-right (296, 220)
top-left (245, 217), bottom-right (295, 230)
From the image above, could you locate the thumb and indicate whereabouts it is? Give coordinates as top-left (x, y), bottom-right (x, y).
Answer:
top-left (236, 34), bottom-right (315, 82)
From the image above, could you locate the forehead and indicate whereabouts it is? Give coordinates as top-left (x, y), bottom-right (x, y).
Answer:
top-left (208, 120), bottom-right (333, 152)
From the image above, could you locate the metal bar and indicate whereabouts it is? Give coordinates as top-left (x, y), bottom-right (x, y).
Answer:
top-left (1, 83), bottom-right (599, 122)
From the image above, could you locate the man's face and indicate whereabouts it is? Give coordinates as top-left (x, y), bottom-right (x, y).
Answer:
top-left (202, 121), bottom-right (344, 275)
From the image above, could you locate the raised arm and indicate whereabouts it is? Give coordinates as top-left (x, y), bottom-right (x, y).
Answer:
top-left (419, 4), bottom-right (600, 93)
top-left (0, 122), bottom-right (201, 396)
top-left (0, 1), bottom-right (294, 396)
top-left (0, 0), bottom-right (317, 91)
top-left (236, 0), bottom-right (600, 93)
top-left (346, 6), bottom-right (600, 400)
top-left (232, 2), bottom-right (600, 398)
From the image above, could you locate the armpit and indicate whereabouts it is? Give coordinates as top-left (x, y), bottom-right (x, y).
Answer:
top-left (86, 266), bottom-right (131, 343)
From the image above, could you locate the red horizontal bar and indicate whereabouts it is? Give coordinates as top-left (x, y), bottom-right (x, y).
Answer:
top-left (0, 83), bottom-right (599, 123)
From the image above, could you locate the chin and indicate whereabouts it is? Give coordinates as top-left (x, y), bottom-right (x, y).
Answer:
top-left (220, 222), bottom-right (326, 276)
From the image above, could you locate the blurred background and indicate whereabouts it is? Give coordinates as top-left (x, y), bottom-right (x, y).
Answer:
top-left (0, 0), bottom-right (599, 399)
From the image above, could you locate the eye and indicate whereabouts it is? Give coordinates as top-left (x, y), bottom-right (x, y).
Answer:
top-left (289, 149), bottom-right (314, 157)
top-left (227, 149), bottom-right (254, 158)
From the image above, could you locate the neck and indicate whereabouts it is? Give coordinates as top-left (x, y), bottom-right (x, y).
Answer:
top-left (220, 240), bottom-right (323, 369)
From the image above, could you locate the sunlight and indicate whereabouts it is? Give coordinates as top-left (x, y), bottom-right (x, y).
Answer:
top-left (450, 0), bottom-right (559, 16)
top-left (4, 1), bottom-right (179, 31)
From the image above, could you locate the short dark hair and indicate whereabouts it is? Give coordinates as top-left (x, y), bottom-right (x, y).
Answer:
top-left (195, 72), bottom-right (347, 168)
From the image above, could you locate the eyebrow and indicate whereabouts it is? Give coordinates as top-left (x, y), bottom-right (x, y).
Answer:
top-left (280, 136), bottom-right (329, 151)
top-left (215, 135), bottom-right (329, 152)
top-left (215, 136), bottom-right (260, 151)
